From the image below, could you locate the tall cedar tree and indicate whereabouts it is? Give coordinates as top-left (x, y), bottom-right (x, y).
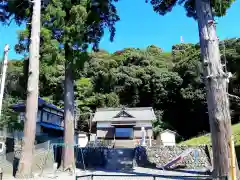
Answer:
top-left (0, 0), bottom-right (119, 173)
top-left (1, 0), bottom-right (41, 178)
top-left (40, 0), bottom-right (119, 171)
top-left (146, 0), bottom-right (237, 178)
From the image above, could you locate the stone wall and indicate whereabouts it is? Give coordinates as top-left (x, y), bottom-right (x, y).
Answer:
top-left (134, 145), bottom-right (212, 169)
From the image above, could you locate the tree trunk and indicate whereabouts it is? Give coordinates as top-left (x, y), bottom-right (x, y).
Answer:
top-left (63, 44), bottom-right (75, 172)
top-left (15, 0), bottom-right (41, 178)
top-left (195, 0), bottom-right (239, 179)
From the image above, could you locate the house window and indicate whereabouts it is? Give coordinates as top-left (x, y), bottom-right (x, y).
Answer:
top-left (47, 113), bottom-right (53, 123)
top-left (58, 111), bottom-right (63, 116)
top-left (37, 111), bottom-right (41, 122)
top-left (43, 107), bottom-right (51, 113)
top-left (19, 112), bottom-right (25, 122)
top-left (115, 128), bottom-right (133, 138)
top-left (42, 111), bottom-right (49, 122)
top-left (50, 114), bottom-right (61, 126)
top-left (0, 142), bottom-right (4, 153)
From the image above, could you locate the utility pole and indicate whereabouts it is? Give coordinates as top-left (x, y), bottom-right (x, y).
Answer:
top-left (0, 44), bottom-right (9, 118)
top-left (16, 0), bottom-right (41, 178)
top-left (195, 0), bottom-right (238, 179)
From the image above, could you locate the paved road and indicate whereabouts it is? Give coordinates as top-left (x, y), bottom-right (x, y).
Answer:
top-left (3, 167), bottom-right (211, 180)
top-left (76, 167), bottom-right (211, 180)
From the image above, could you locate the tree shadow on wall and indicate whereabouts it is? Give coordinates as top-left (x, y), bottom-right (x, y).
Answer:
top-left (134, 146), bottom-right (156, 168)
top-left (234, 145), bottom-right (240, 167)
top-left (4, 137), bottom-right (19, 177)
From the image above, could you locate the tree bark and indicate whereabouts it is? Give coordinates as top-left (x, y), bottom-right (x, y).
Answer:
top-left (15, 0), bottom-right (41, 178)
top-left (195, 0), bottom-right (239, 179)
top-left (62, 44), bottom-right (75, 172)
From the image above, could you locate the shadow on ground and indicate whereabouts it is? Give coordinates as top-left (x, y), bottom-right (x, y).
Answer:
top-left (172, 169), bottom-right (211, 175)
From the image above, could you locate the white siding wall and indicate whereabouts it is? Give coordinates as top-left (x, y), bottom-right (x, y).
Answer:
top-left (160, 131), bottom-right (176, 146)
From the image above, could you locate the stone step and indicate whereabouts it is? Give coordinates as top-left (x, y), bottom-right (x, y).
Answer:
top-left (107, 160), bottom-right (133, 165)
top-left (105, 148), bottom-right (135, 170)
top-left (114, 140), bottom-right (136, 148)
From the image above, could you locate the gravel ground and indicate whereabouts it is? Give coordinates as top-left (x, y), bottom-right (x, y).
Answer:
top-left (2, 167), bottom-right (211, 180)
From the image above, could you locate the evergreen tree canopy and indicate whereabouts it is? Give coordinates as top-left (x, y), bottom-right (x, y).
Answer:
top-left (3, 38), bottom-right (240, 139)
top-left (146, 0), bottom-right (235, 18)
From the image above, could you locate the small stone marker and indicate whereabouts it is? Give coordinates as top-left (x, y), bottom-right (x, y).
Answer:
top-left (53, 162), bottom-right (58, 174)
top-left (194, 149), bottom-right (199, 164)
top-left (141, 127), bottom-right (146, 147)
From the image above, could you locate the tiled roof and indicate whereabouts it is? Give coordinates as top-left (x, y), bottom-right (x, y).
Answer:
top-left (160, 129), bottom-right (177, 134)
top-left (11, 97), bottom-right (63, 112)
top-left (92, 107), bottom-right (156, 122)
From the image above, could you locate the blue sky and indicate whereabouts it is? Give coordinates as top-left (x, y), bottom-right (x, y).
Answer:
top-left (0, 0), bottom-right (240, 60)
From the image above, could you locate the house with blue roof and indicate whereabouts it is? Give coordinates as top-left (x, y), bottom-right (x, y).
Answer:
top-left (11, 97), bottom-right (67, 142)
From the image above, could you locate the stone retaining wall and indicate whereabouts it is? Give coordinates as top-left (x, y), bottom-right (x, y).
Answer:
top-left (0, 137), bottom-right (213, 172)
top-left (74, 145), bottom-right (213, 170)
top-left (134, 145), bottom-right (212, 169)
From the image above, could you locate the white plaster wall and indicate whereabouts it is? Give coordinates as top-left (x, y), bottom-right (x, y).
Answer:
top-left (96, 122), bottom-right (112, 128)
top-left (77, 134), bottom-right (88, 147)
top-left (97, 121), bottom-right (152, 128)
top-left (160, 131), bottom-right (176, 146)
top-left (135, 121), bottom-right (152, 128)
top-left (90, 134), bottom-right (97, 141)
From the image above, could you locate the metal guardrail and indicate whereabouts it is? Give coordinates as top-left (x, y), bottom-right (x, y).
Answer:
top-left (75, 174), bottom-right (223, 180)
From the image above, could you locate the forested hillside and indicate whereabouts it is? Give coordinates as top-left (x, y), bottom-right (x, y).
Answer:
top-left (2, 38), bottom-right (240, 140)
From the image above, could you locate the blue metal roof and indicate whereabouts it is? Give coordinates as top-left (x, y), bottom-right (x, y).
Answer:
top-left (37, 122), bottom-right (64, 131)
top-left (11, 97), bottom-right (63, 112)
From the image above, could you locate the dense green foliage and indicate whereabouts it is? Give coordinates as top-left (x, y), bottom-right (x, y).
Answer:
top-left (3, 38), bottom-right (240, 140)
top-left (0, 61), bottom-right (25, 131)
top-left (146, 0), bottom-right (235, 18)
